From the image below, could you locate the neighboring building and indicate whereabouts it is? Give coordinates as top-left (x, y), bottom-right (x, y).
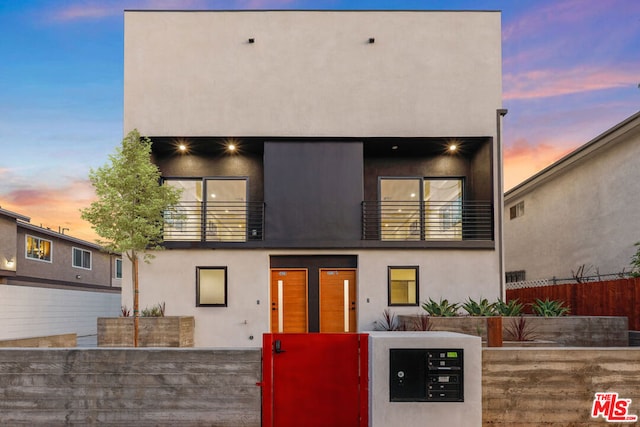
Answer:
top-left (123, 10), bottom-right (505, 347)
top-left (505, 111), bottom-right (640, 283)
top-left (0, 207), bottom-right (121, 343)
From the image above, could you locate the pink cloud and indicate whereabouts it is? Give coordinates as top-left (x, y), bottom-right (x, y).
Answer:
top-left (1, 179), bottom-right (99, 242)
top-left (503, 138), bottom-right (576, 190)
top-left (504, 66), bottom-right (637, 100)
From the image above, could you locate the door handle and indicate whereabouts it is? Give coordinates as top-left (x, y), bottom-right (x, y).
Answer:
top-left (274, 340), bottom-right (286, 354)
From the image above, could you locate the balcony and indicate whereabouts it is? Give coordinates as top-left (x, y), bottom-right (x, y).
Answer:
top-left (163, 201), bottom-right (265, 242)
top-left (362, 200), bottom-right (493, 241)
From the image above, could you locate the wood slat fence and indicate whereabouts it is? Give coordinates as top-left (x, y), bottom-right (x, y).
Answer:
top-left (507, 277), bottom-right (640, 330)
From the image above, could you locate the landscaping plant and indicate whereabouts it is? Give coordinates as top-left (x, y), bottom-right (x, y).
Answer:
top-left (504, 316), bottom-right (537, 341)
top-left (141, 302), bottom-right (166, 317)
top-left (531, 298), bottom-right (570, 317)
top-left (81, 129), bottom-right (182, 346)
top-left (461, 297), bottom-right (496, 316)
top-left (374, 309), bottom-right (400, 331)
top-left (422, 298), bottom-right (459, 317)
top-left (495, 298), bottom-right (524, 316)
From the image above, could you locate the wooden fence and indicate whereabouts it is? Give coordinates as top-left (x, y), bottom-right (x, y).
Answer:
top-left (507, 277), bottom-right (640, 330)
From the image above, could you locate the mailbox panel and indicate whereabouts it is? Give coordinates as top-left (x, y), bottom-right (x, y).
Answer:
top-left (389, 348), bottom-right (464, 402)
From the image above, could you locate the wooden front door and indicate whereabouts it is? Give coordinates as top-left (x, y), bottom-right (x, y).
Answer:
top-left (270, 269), bottom-right (308, 332)
top-left (319, 269), bottom-right (357, 332)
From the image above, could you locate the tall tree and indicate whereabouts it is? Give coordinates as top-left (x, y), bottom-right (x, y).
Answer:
top-left (81, 129), bottom-right (181, 346)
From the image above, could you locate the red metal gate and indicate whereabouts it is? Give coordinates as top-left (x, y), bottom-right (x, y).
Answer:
top-left (261, 333), bottom-right (368, 427)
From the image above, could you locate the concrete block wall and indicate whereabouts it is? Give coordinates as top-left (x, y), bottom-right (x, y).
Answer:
top-left (0, 333), bottom-right (76, 348)
top-left (97, 317), bottom-right (195, 347)
top-left (0, 348), bottom-right (261, 426)
top-left (483, 348), bottom-right (640, 425)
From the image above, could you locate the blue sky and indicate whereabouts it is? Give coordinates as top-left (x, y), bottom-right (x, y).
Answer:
top-left (0, 0), bottom-right (638, 241)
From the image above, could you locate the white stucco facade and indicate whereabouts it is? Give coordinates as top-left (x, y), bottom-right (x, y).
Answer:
top-left (124, 10), bottom-right (502, 138)
top-left (504, 112), bottom-right (640, 282)
top-left (124, 10), bottom-right (504, 347)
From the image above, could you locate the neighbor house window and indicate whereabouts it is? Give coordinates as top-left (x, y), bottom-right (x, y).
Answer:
top-left (388, 266), bottom-right (419, 306)
top-left (506, 270), bottom-right (526, 283)
top-left (72, 247), bottom-right (92, 270)
top-left (196, 267), bottom-right (227, 307)
top-left (115, 258), bottom-right (123, 279)
top-left (510, 201), bottom-right (524, 219)
top-left (26, 235), bottom-right (52, 262)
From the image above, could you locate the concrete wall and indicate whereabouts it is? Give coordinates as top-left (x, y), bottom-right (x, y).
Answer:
top-left (128, 249), bottom-right (500, 347)
top-left (0, 333), bottom-right (76, 348)
top-left (505, 114), bottom-right (640, 280)
top-left (124, 10), bottom-right (502, 138)
top-left (1, 347), bottom-right (638, 426)
top-left (483, 348), bottom-right (640, 425)
top-left (0, 285), bottom-right (120, 341)
top-left (0, 348), bottom-right (261, 426)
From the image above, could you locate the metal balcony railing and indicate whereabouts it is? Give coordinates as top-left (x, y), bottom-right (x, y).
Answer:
top-left (362, 200), bottom-right (493, 241)
top-left (163, 201), bottom-right (265, 242)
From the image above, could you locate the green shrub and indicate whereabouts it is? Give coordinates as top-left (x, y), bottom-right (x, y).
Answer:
top-left (141, 302), bottom-right (166, 317)
top-left (422, 298), bottom-right (459, 317)
top-left (531, 298), bottom-right (570, 317)
top-left (461, 297), bottom-right (496, 316)
top-left (374, 309), bottom-right (399, 331)
top-left (495, 298), bottom-right (524, 316)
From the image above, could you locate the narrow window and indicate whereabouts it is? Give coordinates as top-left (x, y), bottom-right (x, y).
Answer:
top-left (388, 266), bottom-right (419, 306)
top-left (506, 270), bottom-right (526, 283)
top-left (72, 247), bottom-right (92, 270)
top-left (115, 258), bottom-right (123, 279)
top-left (26, 235), bottom-right (52, 262)
top-left (510, 201), bottom-right (524, 220)
top-left (196, 267), bottom-right (228, 307)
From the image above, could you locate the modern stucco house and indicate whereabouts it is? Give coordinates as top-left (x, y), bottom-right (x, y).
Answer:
top-left (504, 111), bottom-right (640, 283)
top-left (123, 10), bottom-right (506, 347)
top-left (0, 207), bottom-right (121, 344)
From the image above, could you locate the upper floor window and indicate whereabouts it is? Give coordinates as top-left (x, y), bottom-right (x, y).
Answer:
top-left (163, 178), bottom-right (249, 242)
top-left (26, 235), bottom-right (52, 262)
top-left (115, 258), bottom-right (123, 279)
top-left (380, 177), bottom-right (463, 241)
top-left (510, 201), bottom-right (524, 219)
top-left (72, 247), bottom-right (92, 270)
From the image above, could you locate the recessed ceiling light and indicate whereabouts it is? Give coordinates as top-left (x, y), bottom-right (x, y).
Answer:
top-left (449, 144), bottom-right (457, 152)
top-left (392, 145), bottom-right (399, 150)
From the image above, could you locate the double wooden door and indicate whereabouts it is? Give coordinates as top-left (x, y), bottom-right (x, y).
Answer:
top-left (270, 269), bottom-right (357, 333)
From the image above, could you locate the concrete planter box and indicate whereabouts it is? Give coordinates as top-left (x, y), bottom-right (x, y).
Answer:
top-left (398, 315), bottom-right (628, 346)
top-left (98, 317), bottom-right (195, 347)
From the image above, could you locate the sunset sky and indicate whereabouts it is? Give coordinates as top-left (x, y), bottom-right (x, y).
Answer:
top-left (0, 0), bottom-right (638, 242)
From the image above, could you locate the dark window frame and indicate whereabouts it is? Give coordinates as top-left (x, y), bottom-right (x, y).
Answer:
top-left (388, 266), bottom-right (420, 306)
top-left (196, 266), bottom-right (228, 307)
top-left (72, 247), bottom-right (92, 270)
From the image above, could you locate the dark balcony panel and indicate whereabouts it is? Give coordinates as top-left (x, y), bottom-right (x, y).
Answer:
top-left (362, 200), bottom-right (493, 241)
top-left (264, 142), bottom-right (363, 243)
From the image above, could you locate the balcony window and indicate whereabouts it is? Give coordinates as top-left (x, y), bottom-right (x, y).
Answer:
top-left (163, 178), bottom-right (261, 243)
top-left (205, 178), bottom-right (247, 242)
top-left (26, 235), bottom-right (52, 262)
top-left (379, 178), bottom-right (463, 241)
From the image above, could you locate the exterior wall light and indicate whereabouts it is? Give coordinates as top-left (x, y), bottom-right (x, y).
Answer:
top-left (248, 38), bottom-right (255, 43)
top-left (76, 275), bottom-right (82, 279)
top-left (369, 38), bottom-right (375, 43)
top-left (5, 259), bottom-right (14, 268)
